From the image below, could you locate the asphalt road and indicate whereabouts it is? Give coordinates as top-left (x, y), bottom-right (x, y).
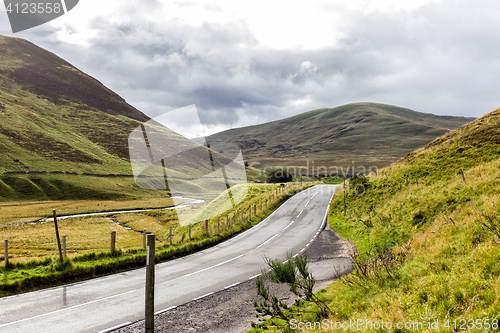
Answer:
top-left (0, 184), bottom-right (338, 333)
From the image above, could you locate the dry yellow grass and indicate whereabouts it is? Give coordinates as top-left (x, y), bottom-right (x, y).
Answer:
top-left (1, 216), bottom-right (142, 262)
top-left (0, 197), bottom-right (179, 224)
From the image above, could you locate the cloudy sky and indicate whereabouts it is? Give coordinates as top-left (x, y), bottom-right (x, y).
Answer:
top-left (1, 0), bottom-right (499, 136)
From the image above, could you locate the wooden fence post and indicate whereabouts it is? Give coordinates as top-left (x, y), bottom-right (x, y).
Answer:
top-left (62, 235), bottom-right (67, 258)
top-left (218, 216), bottom-right (220, 231)
top-left (110, 231), bottom-right (116, 253)
top-left (254, 205), bottom-right (256, 216)
top-left (189, 224), bottom-right (191, 240)
top-left (143, 229), bottom-right (147, 249)
top-left (145, 234), bottom-right (156, 333)
top-left (226, 215), bottom-right (229, 226)
top-left (415, 176), bottom-right (418, 187)
top-left (169, 226), bottom-right (172, 245)
top-left (53, 210), bottom-right (63, 261)
top-left (4, 239), bottom-right (7, 266)
top-left (205, 219), bottom-right (209, 233)
top-left (460, 168), bottom-right (466, 183)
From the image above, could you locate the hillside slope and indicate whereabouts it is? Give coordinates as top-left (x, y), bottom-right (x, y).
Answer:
top-left (254, 108), bottom-right (500, 332)
top-left (0, 35), bottom-right (153, 175)
top-left (0, 35), bottom-right (216, 201)
top-left (207, 103), bottom-right (474, 171)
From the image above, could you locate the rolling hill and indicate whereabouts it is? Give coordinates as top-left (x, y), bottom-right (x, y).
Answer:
top-left (206, 103), bottom-right (475, 173)
top-left (0, 35), bottom-right (224, 201)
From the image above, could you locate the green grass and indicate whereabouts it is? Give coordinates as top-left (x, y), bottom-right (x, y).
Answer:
top-left (248, 108), bottom-right (500, 333)
top-left (322, 177), bottom-right (344, 185)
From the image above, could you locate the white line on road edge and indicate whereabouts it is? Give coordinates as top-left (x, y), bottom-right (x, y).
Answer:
top-left (97, 322), bottom-right (132, 333)
top-left (306, 243), bottom-right (310, 247)
top-left (305, 200), bottom-right (310, 207)
top-left (193, 292), bottom-right (214, 301)
top-left (183, 254), bottom-right (244, 278)
top-left (224, 282), bottom-right (241, 289)
top-left (283, 220), bottom-right (294, 230)
top-left (297, 209), bottom-right (303, 218)
top-left (293, 254), bottom-right (298, 258)
top-left (0, 290), bottom-right (136, 328)
top-left (300, 248), bottom-right (305, 253)
top-left (155, 306), bottom-right (177, 315)
top-left (257, 234), bottom-right (277, 248)
top-left (249, 274), bottom-right (261, 280)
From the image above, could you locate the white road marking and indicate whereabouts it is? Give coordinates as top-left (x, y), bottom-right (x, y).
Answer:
top-left (297, 209), bottom-right (303, 218)
top-left (283, 220), bottom-right (294, 230)
top-left (300, 248), bottom-right (305, 253)
top-left (183, 254), bottom-right (244, 278)
top-left (224, 282), bottom-right (240, 289)
top-left (257, 234), bottom-right (277, 248)
top-left (306, 243), bottom-right (310, 247)
top-left (249, 274), bottom-right (261, 280)
top-left (0, 290), bottom-right (135, 328)
top-left (154, 306), bottom-right (177, 315)
top-left (97, 322), bottom-right (132, 333)
top-left (193, 292), bottom-right (214, 301)
top-left (305, 200), bottom-right (310, 207)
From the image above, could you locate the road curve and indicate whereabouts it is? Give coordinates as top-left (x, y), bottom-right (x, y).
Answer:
top-left (0, 184), bottom-right (338, 333)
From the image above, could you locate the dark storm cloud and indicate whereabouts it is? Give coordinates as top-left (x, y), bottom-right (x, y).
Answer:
top-left (23, 0), bottom-right (500, 131)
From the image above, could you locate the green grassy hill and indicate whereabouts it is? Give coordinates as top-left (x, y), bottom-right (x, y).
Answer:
top-left (254, 107), bottom-right (500, 332)
top-left (0, 35), bottom-right (257, 201)
top-left (207, 103), bottom-right (475, 173)
top-left (0, 34), bottom-right (151, 176)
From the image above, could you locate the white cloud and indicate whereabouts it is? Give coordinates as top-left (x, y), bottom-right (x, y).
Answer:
top-left (2, 0), bottom-right (499, 135)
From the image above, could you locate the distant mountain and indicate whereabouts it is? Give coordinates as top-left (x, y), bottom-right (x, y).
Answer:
top-left (206, 103), bottom-right (475, 173)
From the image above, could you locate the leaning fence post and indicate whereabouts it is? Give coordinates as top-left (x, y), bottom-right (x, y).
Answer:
top-left (4, 239), bottom-right (7, 266)
top-left (460, 168), bottom-right (466, 183)
top-left (110, 231), bottom-right (116, 253)
top-left (53, 210), bottom-right (63, 261)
